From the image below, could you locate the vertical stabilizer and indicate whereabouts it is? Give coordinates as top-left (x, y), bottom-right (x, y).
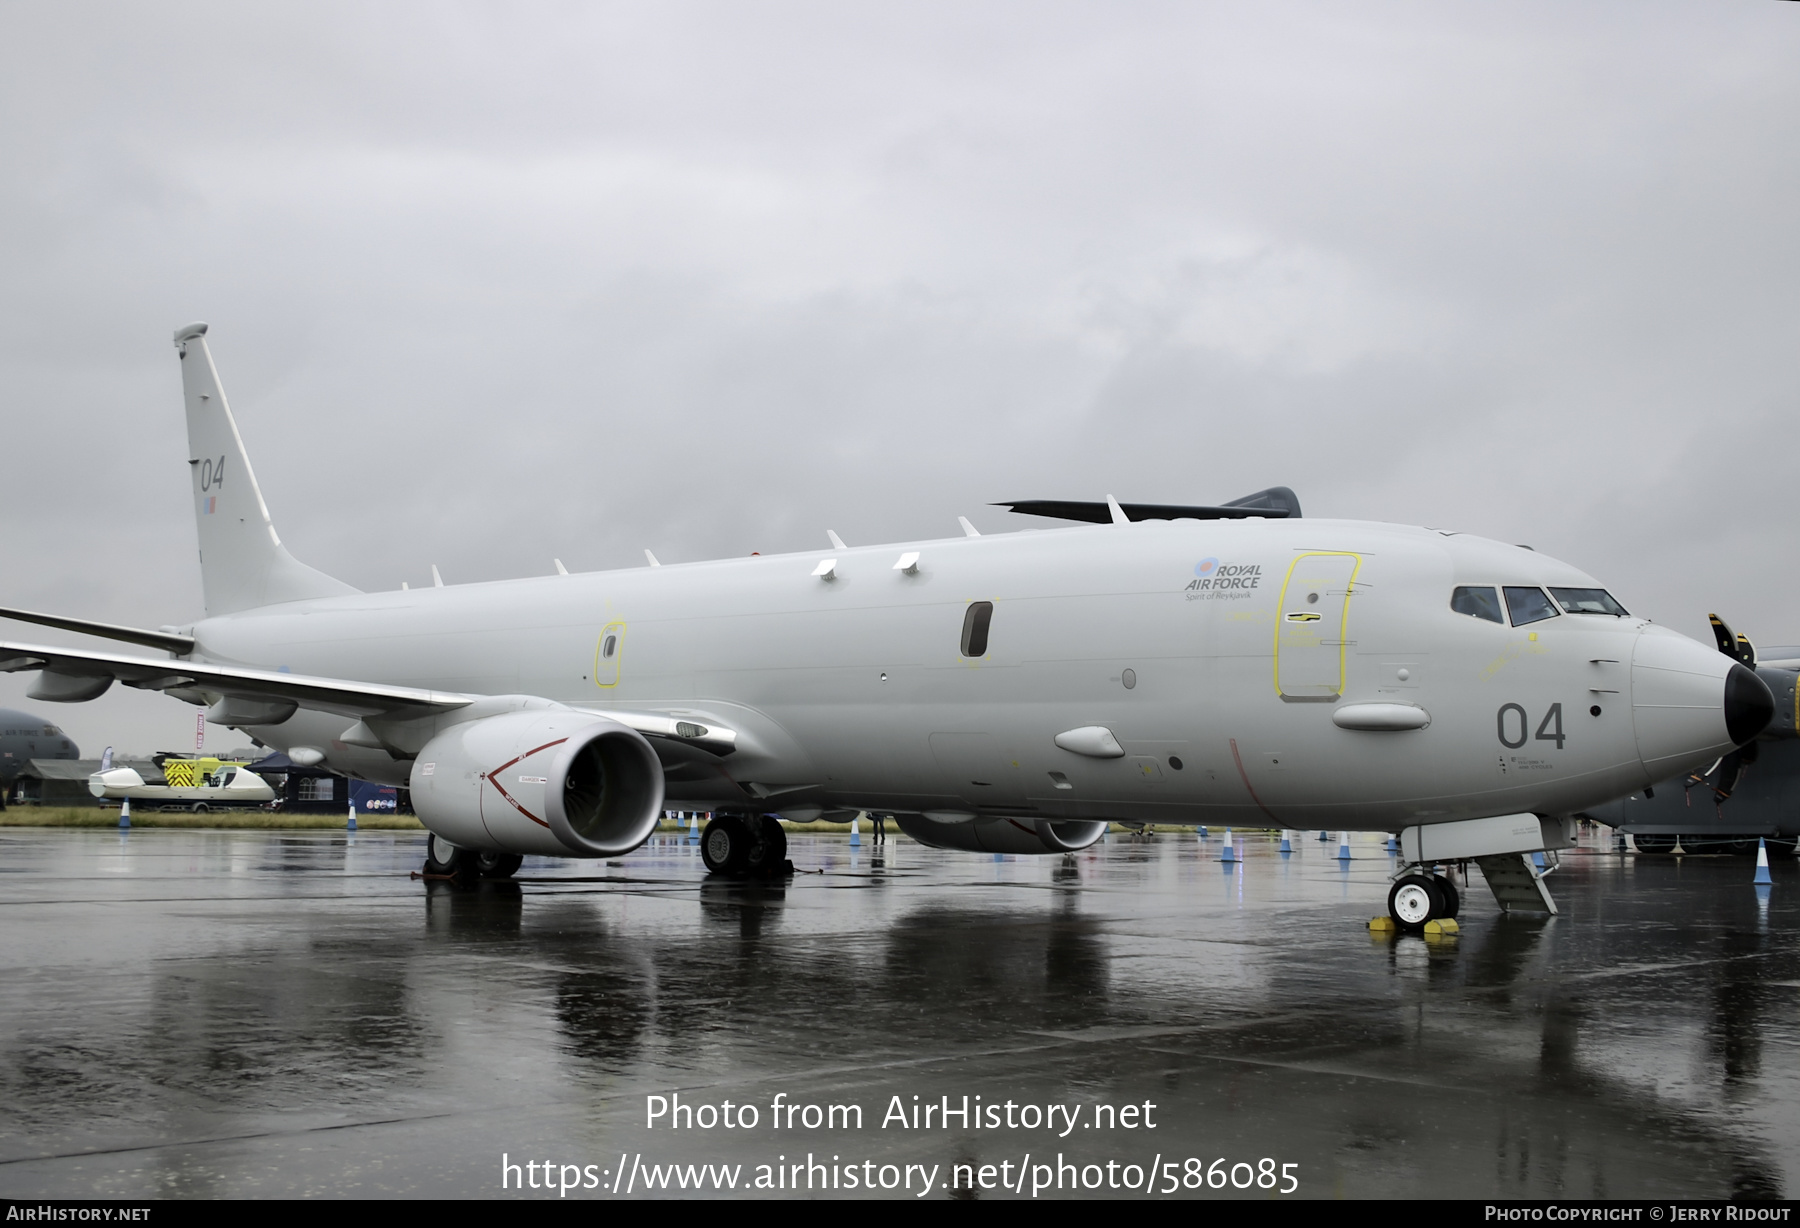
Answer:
top-left (173, 323), bottom-right (359, 615)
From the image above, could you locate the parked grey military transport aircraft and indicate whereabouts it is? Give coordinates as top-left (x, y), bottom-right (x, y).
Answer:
top-left (0, 324), bottom-right (1776, 929)
top-left (1584, 617), bottom-right (1800, 854)
top-left (0, 707), bottom-right (79, 808)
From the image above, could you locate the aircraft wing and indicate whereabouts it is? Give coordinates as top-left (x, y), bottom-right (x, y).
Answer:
top-left (0, 639), bottom-right (740, 758)
top-left (0, 639), bottom-right (474, 721)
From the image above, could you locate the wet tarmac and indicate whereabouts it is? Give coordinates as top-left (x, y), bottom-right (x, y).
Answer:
top-left (0, 825), bottom-right (1796, 1200)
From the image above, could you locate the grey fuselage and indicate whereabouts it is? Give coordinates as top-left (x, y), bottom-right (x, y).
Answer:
top-left (183, 516), bottom-right (1730, 832)
top-left (0, 708), bottom-right (78, 783)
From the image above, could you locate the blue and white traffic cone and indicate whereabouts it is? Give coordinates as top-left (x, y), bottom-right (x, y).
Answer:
top-left (1318, 829), bottom-right (1331, 842)
top-left (1197, 826), bottom-right (1208, 839)
top-left (347, 800), bottom-right (357, 832)
top-left (1279, 830), bottom-right (1292, 855)
top-left (1221, 829), bottom-right (1237, 862)
top-left (119, 798), bottom-right (130, 830)
top-left (1386, 834), bottom-right (1399, 854)
top-left (850, 814), bottom-right (861, 847)
top-left (1337, 831), bottom-right (1352, 861)
top-left (1755, 838), bottom-right (1774, 886)
top-left (1531, 850), bottom-right (1546, 871)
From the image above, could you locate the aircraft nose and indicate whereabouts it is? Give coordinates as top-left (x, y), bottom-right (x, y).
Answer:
top-left (1724, 661), bottom-right (1775, 746)
top-left (1631, 630), bottom-right (1772, 779)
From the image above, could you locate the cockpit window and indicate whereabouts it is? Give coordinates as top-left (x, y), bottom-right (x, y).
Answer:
top-left (1548, 587), bottom-right (1628, 616)
top-left (1451, 586), bottom-right (1504, 624)
top-left (1504, 586), bottom-right (1560, 626)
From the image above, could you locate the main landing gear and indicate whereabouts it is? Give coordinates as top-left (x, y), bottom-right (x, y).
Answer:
top-left (701, 813), bottom-right (791, 878)
top-left (1386, 871), bottom-right (1461, 933)
top-left (423, 833), bottom-right (523, 880)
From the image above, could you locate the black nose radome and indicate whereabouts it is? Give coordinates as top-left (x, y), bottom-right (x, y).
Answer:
top-left (1725, 662), bottom-right (1775, 746)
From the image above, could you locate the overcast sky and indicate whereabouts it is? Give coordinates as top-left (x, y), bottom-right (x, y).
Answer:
top-left (1, 1), bottom-right (1796, 755)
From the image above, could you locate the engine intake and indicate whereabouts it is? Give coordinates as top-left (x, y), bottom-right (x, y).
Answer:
top-left (893, 813), bottom-right (1108, 855)
top-left (410, 709), bottom-right (664, 858)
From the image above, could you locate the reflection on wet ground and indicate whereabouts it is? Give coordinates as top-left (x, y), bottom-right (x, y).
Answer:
top-left (0, 827), bottom-right (1796, 1199)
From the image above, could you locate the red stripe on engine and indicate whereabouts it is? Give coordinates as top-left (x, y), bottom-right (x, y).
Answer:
top-left (482, 736), bottom-right (569, 829)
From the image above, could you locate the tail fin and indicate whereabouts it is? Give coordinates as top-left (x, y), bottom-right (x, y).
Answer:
top-left (174, 323), bottom-right (359, 615)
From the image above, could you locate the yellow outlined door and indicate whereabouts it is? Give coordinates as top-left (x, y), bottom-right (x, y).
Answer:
top-left (594, 622), bottom-right (625, 688)
top-left (1274, 553), bottom-right (1360, 701)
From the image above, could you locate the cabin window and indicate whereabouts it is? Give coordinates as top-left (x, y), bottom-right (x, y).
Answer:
top-left (1450, 586), bottom-right (1503, 624)
top-left (602, 634), bottom-right (618, 659)
top-left (1548, 587), bottom-right (1629, 616)
top-left (1503, 586), bottom-right (1560, 626)
top-left (960, 602), bottom-right (994, 657)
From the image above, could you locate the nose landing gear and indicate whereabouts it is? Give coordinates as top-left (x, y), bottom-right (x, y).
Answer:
top-left (1386, 871), bottom-right (1462, 932)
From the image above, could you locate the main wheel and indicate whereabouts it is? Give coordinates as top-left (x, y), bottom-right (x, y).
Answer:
top-left (702, 815), bottom-right (752, 875)
top-left (425, 832), bottom-right (471, 876)
top-left (748, 815), bottom-right (788, 875)
top-left (1387, 874), bottom-right (1445, 933)
top-left (1433, 874), bottom-right (1461, 919)
top-left (475, 851), bottom-right (524, 879)
top-left (1632, 832), bottom-right (1678, 854)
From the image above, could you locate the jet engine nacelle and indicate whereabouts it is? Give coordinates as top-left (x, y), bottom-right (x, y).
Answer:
top-left (893, 813), bottom-right (1108, 855)
top-left (409, 709), bottom-right (664, 858)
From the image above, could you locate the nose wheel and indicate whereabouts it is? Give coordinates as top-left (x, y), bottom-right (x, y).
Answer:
top-left (1387, 872), bottom-right (1460, 932)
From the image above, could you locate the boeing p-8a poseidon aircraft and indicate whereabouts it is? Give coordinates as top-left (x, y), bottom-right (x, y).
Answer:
top-left (0, 324), bottom-right (1775, 930)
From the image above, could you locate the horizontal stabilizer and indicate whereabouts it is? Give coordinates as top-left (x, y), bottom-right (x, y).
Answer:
top-left (994, 486), bottom-right (1301, 524)
top-left (0, 606), bottom-right (195, 655)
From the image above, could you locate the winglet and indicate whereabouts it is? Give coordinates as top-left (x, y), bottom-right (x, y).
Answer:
top-left (958, 516), bottom-right (980, 538)
top-left (645, 550), bottom-right (662, 568)
top-left (1105, 494), bottom-right (1130, 526)
top-left (827, 530), bottom-right (847, 550)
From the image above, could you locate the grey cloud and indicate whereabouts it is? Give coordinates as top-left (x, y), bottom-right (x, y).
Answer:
top-left (1, 0), bottom-right (1795, 753)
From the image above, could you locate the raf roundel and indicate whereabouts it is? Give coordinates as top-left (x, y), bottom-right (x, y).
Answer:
top-left (1194, 558), bottom-right (1220, 578)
